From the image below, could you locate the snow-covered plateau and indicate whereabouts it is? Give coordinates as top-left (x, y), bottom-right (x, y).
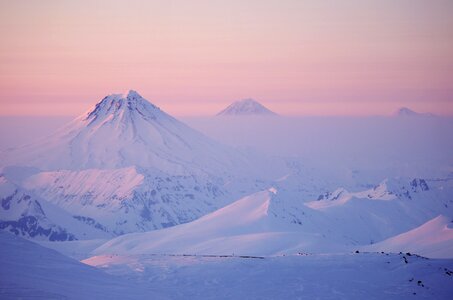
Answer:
top-left (1, 90), bottom-right (453, 299)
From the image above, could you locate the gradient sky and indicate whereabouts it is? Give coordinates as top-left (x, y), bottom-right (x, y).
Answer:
top-left (1, 0), bottom-right (453, 116)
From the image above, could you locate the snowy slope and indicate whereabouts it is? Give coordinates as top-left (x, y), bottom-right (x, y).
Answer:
top-left (91, 186), bottom-right (353, 255)
top-left (93, 189), bottom-right (311, 256)
top-left (217, 98), bottom-right (277, 116)
top-left (23, 167), bottom-right (144, 209)
top-left (0, 231), bottom-right (165, 299)
top-left (362, 215), bottom-right (453, 258)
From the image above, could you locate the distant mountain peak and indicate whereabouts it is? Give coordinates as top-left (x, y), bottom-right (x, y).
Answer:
top-left (395, 107), bottom-right (417, 116)
top-left (394, 107), bottom-right (435, 117)
top-left (217, 98), bottom-right (277, 116)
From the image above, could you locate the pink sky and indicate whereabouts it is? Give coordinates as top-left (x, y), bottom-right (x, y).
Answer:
top-left (1, 0), bottom-right (453, 116)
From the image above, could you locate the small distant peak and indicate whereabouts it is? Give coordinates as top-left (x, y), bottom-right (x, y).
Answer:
top-left (395, 107), bottom-right (416, 116)
top-left (394, 107), bottom-right (435, 117)
top-left (217, 98), bottom-right (277, 116)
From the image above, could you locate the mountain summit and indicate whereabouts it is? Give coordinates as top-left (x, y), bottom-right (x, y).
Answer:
top-left (217, 98), bottom-right (277, 116)
top-left (84, 90), bottom-right (162, 124)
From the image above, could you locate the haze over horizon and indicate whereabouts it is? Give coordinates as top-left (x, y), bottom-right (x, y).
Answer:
top-left (1, 0), bottom-right (453, 116)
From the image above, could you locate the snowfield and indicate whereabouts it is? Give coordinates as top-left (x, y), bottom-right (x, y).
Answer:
top-left (83, 252), bottom-right (453, 300)
top-left (3, 230), bottom-right (452, 299)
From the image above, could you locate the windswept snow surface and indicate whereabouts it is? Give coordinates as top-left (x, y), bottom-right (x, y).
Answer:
top-left (83, 252), bottom-right (453, 300)
top-left (2, 231), bottom-right (453, 300)
top-left (3, 230), bottom-right (452, 300)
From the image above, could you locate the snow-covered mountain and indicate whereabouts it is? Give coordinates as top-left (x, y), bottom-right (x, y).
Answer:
top-left (216, 98), bottom-right (277, 116)
top-left (0, 91), bottom-right (278, 239)
top-left (2, 90), bottom-right (247, 175)
top-left (394, 107), bottom-right (435, 117)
